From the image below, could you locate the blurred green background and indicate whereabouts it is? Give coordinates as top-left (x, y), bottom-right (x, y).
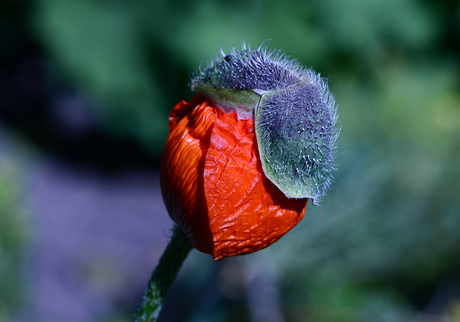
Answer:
top-left (1, 0), bottom-right (460, 321)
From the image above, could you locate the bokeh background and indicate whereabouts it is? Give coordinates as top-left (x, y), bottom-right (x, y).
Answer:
top-left (1, 0), bottom-right (460, 321)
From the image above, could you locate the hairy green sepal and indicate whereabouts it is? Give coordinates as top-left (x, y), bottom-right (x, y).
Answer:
top-left (191, 46), bottom-right (338, 204)
top-left (193, 83), bottom-right (328, 204)
top-left (192, 84), bottom-right (262, 119)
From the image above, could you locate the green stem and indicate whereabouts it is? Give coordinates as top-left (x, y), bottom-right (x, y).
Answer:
top-left (133, 226), bottom-right (192, 322)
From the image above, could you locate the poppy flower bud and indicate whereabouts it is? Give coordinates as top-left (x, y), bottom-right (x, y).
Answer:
top-left (161, 45), bottom-right (339, 260)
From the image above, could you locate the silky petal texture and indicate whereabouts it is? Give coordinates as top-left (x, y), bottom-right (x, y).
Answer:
top-left (161, 95), bottom-right (216, 254)
top-left (205, 111), bottom-right (308, 260)
top-left (161, 94), bottom-right (308, 260)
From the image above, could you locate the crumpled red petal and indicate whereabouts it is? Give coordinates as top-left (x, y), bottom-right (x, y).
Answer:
top-left (205, 111), bottom-right (307, 260)
top-left (161, 95), bottom-right (216, 254)
top-left (161, 94), bottom-right (308, 260)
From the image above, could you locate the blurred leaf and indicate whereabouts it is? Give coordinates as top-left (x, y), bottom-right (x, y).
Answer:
top-left (0, 161), bottom-right (30, 318)
top-left (32, 0), bottom-right (169, 154)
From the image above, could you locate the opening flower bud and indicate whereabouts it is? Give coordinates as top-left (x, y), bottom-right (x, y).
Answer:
top-left (161, 45), bottom-right (339, 260)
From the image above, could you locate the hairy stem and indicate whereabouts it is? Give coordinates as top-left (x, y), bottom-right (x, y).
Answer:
top-left (133, 226), bottom-right (192, 322)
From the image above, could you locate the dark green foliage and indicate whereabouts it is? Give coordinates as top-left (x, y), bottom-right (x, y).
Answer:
top-left (0, 163), bottom-right (30, 319)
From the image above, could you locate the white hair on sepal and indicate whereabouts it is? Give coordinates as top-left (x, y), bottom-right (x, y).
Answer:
top-left (219, 47), bottom-right (226, 58)
top-left (192, 43), bottom-right (306, 90)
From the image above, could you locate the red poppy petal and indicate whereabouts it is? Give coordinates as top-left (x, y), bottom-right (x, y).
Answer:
top-left (204, 111), bottom-right (308, 260)
top-left (168, 94), bottom-right (212, 131)
top-left (161, 96), bottom-right (217, 254)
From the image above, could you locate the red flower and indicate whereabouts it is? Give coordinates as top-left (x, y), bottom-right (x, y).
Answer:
top-left (161, 94), bottom-right (308, 260)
